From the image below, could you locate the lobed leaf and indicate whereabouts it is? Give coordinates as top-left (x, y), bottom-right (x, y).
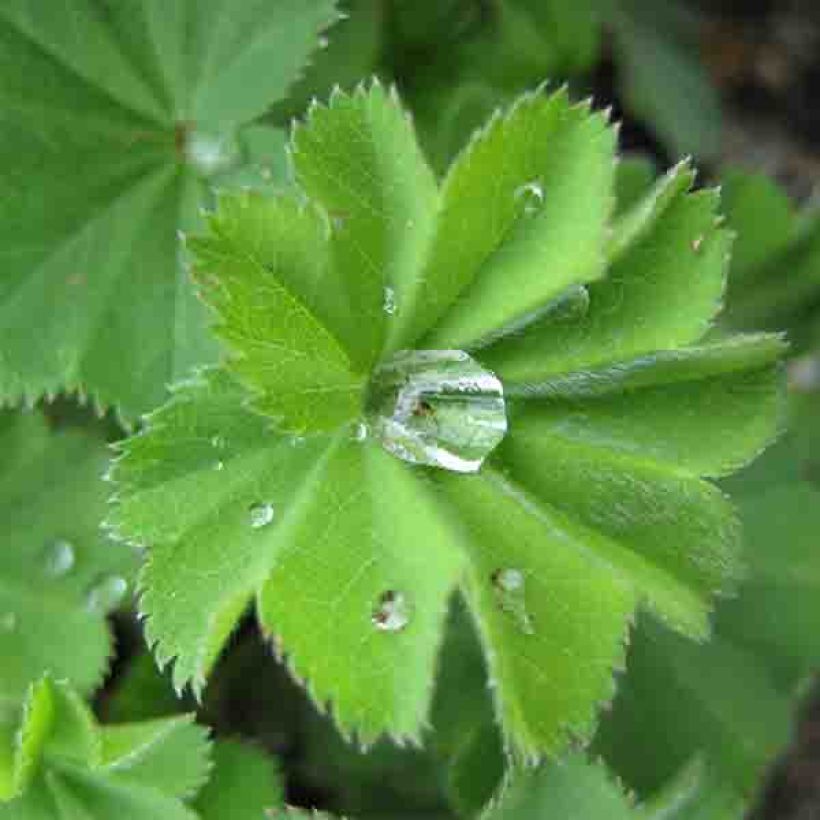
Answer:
top-left (0, 678), bottom-right (207, 818)
top-left (0, 410), bottom-right (137, 714)
top-left (112, 84), bottom-right (784, 761)
top-left (0, 0), bottom-right (336, 418)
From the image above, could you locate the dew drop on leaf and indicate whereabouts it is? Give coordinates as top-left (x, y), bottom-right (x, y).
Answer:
top-left (249, 502), bottom-right (275, 529)
top-left (514, 180), bottom-right (544, 216)
top-left (210, 435), bottom-right (226, 449)
top-left (43, 538), bottom-right (76, 578)
top-left (492, 568), bottom-right (535, 635)
top-left (367, 350), bottom-right (507, 472)
top-left (352, 421), bottom-right (369, 442)
top-left (214, 460), bottom-right (225, 472)
top-left (383, 286), bottom-right (397, 316)
top-left (184, 129), bottom-right (241, 178)
top-left (86, 575), bottom-right (128, 614)
top-left (371, 590), bottom-right (410, 632)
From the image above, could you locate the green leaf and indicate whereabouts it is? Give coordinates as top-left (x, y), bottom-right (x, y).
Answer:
top-left (99, 715), bottom-right (209, 798)
top-left (435, 469), bottom-right (636, 757)
top-left (409, 88), bottom-right (616, 351)
top-left (483, 169), bottom-right (731, 384)
top-left (0, 0), bottom-right (336, 417)
top-left (595, 617), bottom-right (792, 800)
top-left (483, 755), bottom-right (637, 820)
top-left (719, 170), bottom-right (820, 354)
top-left (191, 194), bottom-right (366, 431)
top-left (112, 85), bottom-right (783, 760)
top-left (0, 409), bottom-right (137, 714)
top-left (596, 428), bottom-right (820, 808)
top-left (720, 169), bottom-right (798, 284)
top-left (291, 81), bottom-right (439, 366)
top-left (191, 740), bottom-right (283, 820)
top-left (272, 0), bottom-right (385, 124)
top-left (641, 759), bottom-right (745, 820)
top-left (0, 678), bottom-right (207, 819)
top-left (429, 600), bottom-right (505, 816)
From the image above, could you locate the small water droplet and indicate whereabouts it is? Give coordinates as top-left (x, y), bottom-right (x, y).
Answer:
top-left (352, 422), bottom-right (368, 442)
top-left (367, 350), bottom-right (507, 473)
top-left (86, 575), bottom-right (128, 614)
top-left (185, 129), bottom-right (241, 178)
top-left (44, 539), bottom-right (76, 578)
top-left (514, 180), bottom-right (544, 216)
top-left (214, 460), bottom-right (225, 472)
top-left (318, 35), bottom-right (329, 48)
top-left (249, 502), bottom-right (275, 529)
top-left (383, 286), bottom-right (397, 316)
top-left (0, 612), bottom-right (17, 632)
top-left (492, 568), bottom-right (534, 635)
top-left (371, 591), bottom-right (410, 632)
top-left (210, 435), bottom-right (226, 449)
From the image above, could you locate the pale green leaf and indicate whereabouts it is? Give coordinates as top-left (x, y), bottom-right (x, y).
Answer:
top-left (411, 88), bottom-right (616, 351)
top-left (436, 470), bottom-right (636, 757)
top-left (112, 85), bottom-right (784, 761)
top-left (0, 0), bottom-right (335, 417)
top-left (483, 174), bottom-right (731, 384)
top-left (0, 410), bottom-right (137, 713)
top-left (192, 740), bottom-right (283, 820)
top-left (108, 368), bottom-right (338, 694)
top-left (483, 755), bottom-right (636, 820)
top-left (506, 336), bottom-right (785, 479)
top-left (291, 81), bottom-right (439, 366)
top-left (256, 440), bottom-right (466, 740)
top-left (606, 159), bottom-right (693, 263)
top-left (191, 194), bottom-right (365, 431)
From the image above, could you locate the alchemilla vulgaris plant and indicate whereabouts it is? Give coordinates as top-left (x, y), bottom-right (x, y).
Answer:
top-left (5, 2), bottom-right (818, 817)
top-left (111, 79), bottom-right (782, 775)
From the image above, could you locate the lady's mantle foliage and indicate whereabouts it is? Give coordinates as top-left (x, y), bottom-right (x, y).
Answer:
top-left (109, 82), bottom-right (784, 759)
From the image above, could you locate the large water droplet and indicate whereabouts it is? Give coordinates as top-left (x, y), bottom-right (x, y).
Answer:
top-left (0, 612), bottom-right (17, 632)
top-left (514, 180), bottom-right (544, 216)
top-left (44, 539), bottom-right (76, 578)
top-left (86, 575), bottom-right (128, 614)
top-left (492, 568), bottom-right (534, 635)
top-left (249, 502), bottom-right (275, 529)
top-left (383, 286), bottom-right (397, 316)
top-left (367, 350), bottom-right (507, 473)
top-left (371, 591), bottom-right (410, 632)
